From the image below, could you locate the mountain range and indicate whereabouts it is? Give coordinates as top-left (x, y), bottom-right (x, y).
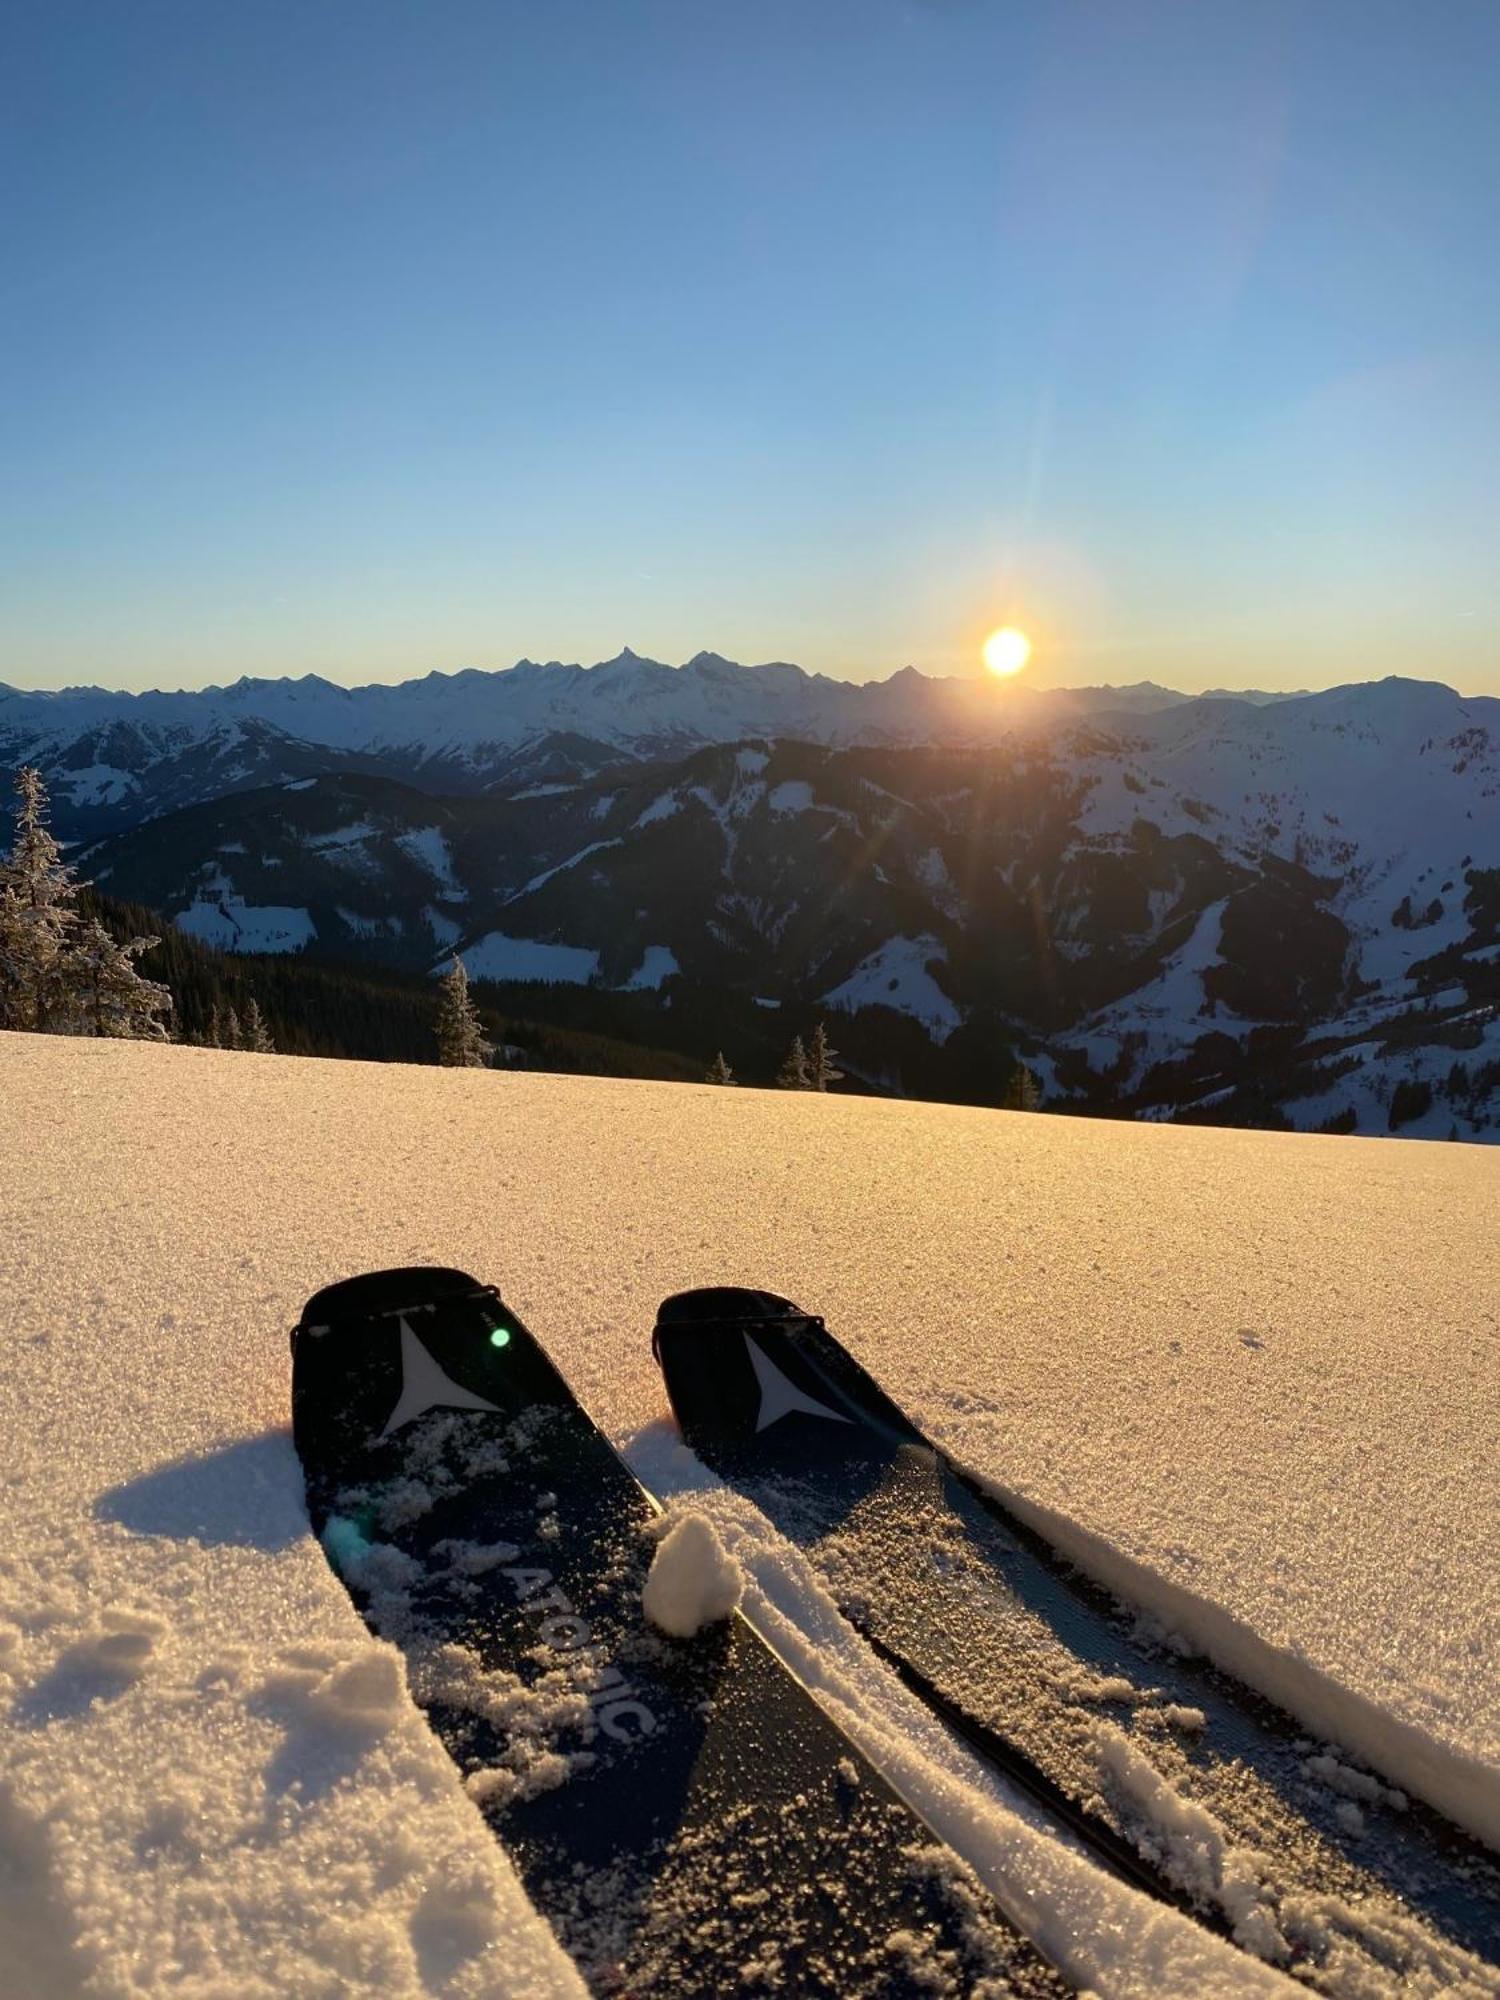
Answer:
top-left (4, 653), bottom-right (1497, 1139)
top-left (2, 650), bottom-right (1265, 843)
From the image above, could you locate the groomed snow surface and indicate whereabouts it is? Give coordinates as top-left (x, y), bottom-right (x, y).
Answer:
top-left (1, 1035), bottom-right (1496, 1997)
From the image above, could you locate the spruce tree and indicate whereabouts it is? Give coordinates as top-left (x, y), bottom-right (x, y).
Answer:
top-left (704, 1050), bottom-right (735, 1085)
top-left (775, 1035), bottom-right (810, 1089)
top-left (807, 1021), bottom-right (843, 1092)
top-left (436, 956), bottom-right (493, 1067)
top-left (1005, 1063), bottom-right (1043, 1112)
top-left (68, 920), bottom-right (173, 1040)
top-left (2, 766), bottom-right (173, 1040)
top-left (242, 997), bottom-right (276, 1053)
top-left (0, 767), bottom-right (82, 1031)
top-left (222, 1004), bottom-right (243, 1052)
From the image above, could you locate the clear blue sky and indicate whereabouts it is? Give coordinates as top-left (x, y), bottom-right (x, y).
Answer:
top-left (4, 0), bottom-right (1498, 694)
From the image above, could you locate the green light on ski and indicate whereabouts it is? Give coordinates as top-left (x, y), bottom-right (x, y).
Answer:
top-left (490, 1327), bottom-right (512, 1348)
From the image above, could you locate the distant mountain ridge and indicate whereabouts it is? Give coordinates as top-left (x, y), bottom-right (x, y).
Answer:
top-left (74, 675), bottom-right (1500, 1142)
top-left (7, 653), bottom-right (1497, 1140)
top-left (3, 650), bottom-right (1295, 842)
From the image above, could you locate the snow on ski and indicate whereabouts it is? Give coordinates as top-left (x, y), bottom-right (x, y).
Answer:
top-left (652, 1286), bottom-right (1500, 1997)
top-left (292, 1266), bottom-right (1071, 1998)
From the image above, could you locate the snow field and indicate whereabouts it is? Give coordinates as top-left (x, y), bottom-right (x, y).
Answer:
top-left (1, 1033), bottom-right (1496, 1995)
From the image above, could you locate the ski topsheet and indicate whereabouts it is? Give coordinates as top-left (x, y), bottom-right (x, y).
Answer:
top-left (292, 1268), bottom-right (1069, 1998)
top-left (652, 1287), bottom-right (1500, 1996)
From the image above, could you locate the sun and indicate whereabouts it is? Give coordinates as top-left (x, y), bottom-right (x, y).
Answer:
top-left (982, 626), bottom-right (1032, 678)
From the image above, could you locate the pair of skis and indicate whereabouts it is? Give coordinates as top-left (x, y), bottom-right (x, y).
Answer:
top-left (292, 1271), bottom-right (1500, 1996)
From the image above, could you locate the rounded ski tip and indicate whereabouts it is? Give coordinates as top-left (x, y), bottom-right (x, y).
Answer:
top-left (651, 1287), bottom-right (810, 1365)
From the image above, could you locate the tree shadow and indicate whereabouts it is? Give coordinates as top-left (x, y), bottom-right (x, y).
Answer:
top-left (94, 1431), bottom-right (309, 1551)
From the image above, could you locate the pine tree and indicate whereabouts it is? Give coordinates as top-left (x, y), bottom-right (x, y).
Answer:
top-left (776, 1035), bottom-right (810, 1089)
top-left (204, 1002), bottom-right (224, 1049)
top-left (0, 767), bottom-right (82, 1032)
top-left (1004, 1063), bottom-right (1043, 1112)
top-left (222, 1004), bottom-right (243, 1052)
top-left (704, 1050), bottom-right (735, 1085)
top-left (807, 1021), bottom-right (843, 1092)
top-left (68, 920), bottom-right (173, 1040)
top-left (242, 997), bottom-right (275, 1053)
top-left (436, 956), bottom-right (493, 1067)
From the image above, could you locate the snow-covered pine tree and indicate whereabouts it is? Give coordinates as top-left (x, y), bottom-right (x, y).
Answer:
top-left (775, 1035), bottom-right (810, 1089)
top-left (67, 920), bottom-right (173, 1039)
top-left (807, 1021), bottom-right (843, 1092)
top-left (242, 998), bottom-right (275, 1053)
top-left (436, 956), bottom-right (493, 1067)
top-left (704, 1050), bottom-right (735, 1085)
top-left (0, 767), bottom-right (83, 1032)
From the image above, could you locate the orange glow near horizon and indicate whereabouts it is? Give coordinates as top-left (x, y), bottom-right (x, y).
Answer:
top-left (982, 626), bottom-right (1032, 678)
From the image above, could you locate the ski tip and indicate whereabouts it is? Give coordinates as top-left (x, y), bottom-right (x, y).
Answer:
top-left (292, 1266), bottom-right (488, 1352)
top-left (651, 1287), bottom-right (811, 1366)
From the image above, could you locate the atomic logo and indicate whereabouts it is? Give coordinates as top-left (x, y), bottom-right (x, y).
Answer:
top-left (745, 1337), bottom-right (851, 1433)
top-left (379, 1317), bottom-right (502, 1439)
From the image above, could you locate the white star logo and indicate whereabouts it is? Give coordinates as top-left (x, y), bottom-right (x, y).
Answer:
top-left (379, 1316), bottom-right (502, 1440)
top-left (745, 1336), bottom-right (851, 1433)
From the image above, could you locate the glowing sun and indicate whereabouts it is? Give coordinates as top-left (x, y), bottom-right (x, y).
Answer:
top-left (982, 627), bottom-right (1032, 678)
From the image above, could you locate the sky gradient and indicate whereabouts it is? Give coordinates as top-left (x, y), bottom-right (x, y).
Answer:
top-left (5, 0), bottom-right (1499, 695)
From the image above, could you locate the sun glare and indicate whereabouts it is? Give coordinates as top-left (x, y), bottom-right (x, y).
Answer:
top-left (982, 627), bottom-right (1032, 678)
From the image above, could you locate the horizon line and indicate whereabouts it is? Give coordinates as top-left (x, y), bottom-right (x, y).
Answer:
top-left (0, 652), bottom-right (1486, 706)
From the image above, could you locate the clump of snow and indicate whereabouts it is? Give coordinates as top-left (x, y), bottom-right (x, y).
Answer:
top-left (1303, 1751), bottom-right (1407, 1811)
top-left (1157, 1704), bottom-right (1207, 1733)
top-left (642, 1512), bottom-right (743, 1637)
top-left (1088, 1719), bottom-right (1290, 1960)
top-left (1086, 1718), bottom-right (1494, 1987)
top-left (261, 1642), bottom-right (409, 1737)
top-left (1049, 1664), bottom-right (1139, 1704)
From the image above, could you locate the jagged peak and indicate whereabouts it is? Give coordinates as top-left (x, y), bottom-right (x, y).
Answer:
top-left (593, 646), bottom-right (667, 671)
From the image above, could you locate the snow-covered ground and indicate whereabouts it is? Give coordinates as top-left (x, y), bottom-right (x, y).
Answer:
top-left (455, 933), bottom-right (600, 985)
top-left (2, 1035), bottom-right (1495, 1997)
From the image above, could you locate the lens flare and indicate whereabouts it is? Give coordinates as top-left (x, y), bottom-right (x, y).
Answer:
top-left (982, 627), bottom-right (1032, 677)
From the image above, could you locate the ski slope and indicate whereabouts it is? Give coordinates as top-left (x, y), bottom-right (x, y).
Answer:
top-left (1, 1034), bottom-right (1495, 1997)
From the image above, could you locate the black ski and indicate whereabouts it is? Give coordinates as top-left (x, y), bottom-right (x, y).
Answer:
top-left (652, 1287), bottom-right (1500, 1995)
top-left (292, 1268), bottom-right (1070, 1998)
